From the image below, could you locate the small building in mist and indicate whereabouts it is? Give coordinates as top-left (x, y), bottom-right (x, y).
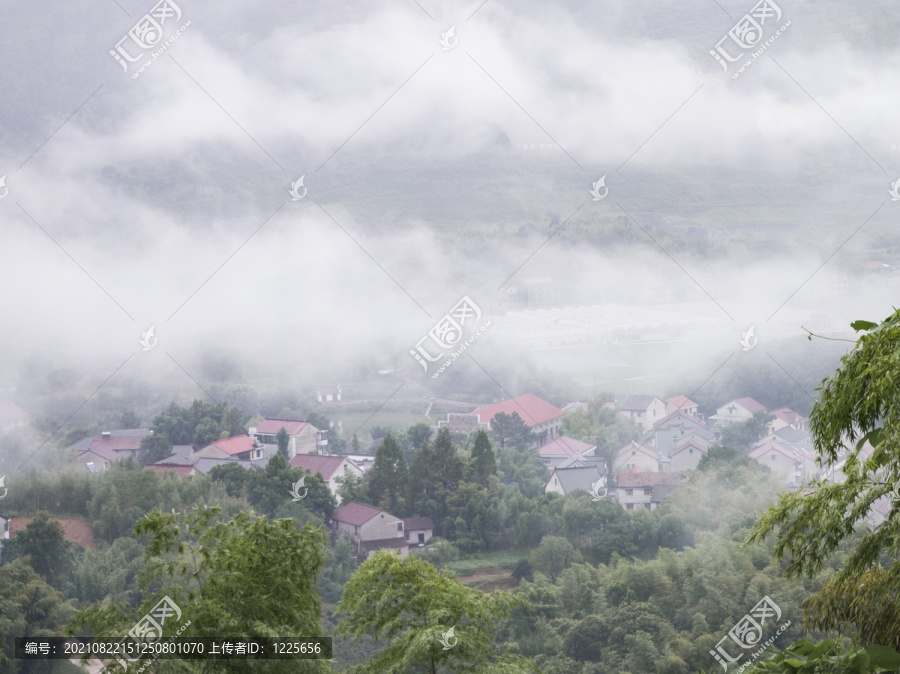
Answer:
top-left (617, 395), bottom-right (667, 431)
top-left (709, 397), bottom-right (766, 425)
top-left (250, 418), bottom-right (327, 458)
top-left (289, 454), bottom-right (364, 504)
top-left (470, 394), bottom-right (564, 445)
top-left (616, 471), bottom-right (686, 511)
top-left (332, 501), bottom-right (408, 560)
top-left (0, 402), bottom-right (30, 432)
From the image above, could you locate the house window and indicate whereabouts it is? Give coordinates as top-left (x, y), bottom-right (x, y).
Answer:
top-left (625, 488), bottom-right (633, 495)
top-left (643, 488), bottom-right (651, 496)
top-left (397, 523), bottom-right (403, 531)
top-left (772, 455), bottom-right (776, 460)
top-left (644, 503), bottom-right (651, 510)
top-left (626, 503), bottom-right (634, 510)
top-left (418, 533), bottom-right (425, 544)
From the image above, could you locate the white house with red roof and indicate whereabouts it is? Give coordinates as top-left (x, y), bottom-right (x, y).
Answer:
top-left (749, 440), bottom-right (804, 485)
top-left (664, 395), bottom-right (699, 418)
top-left (250, 418), bottom-right (326, 458)
top-left (613, 441), bottom-right (661, 474)
top-left (668, 437), bottom-right (709, 472)
top-left (538, 436), bottom-right (596, 468)
top-left (290, 454), bottom-right (363, 504)
top-left (193, 435), bottom-right (265, 462)
top-left (616, 470), bottom-right (686, 511)
top-left (0, 403), bottom-right (29, 432)
top-left (470, 394), bottom-right (563, 443)
top-left (769, 407), bottom-right (806, 433)
top-left (710, 397), bottom-right (767, 425)
top-left (617, 395), bottom-right (667, 431)
top-left (332, 501), bottom-right (408, 559)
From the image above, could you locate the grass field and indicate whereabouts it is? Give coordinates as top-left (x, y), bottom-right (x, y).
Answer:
top-left (445, 549), bottom-right (530, 577)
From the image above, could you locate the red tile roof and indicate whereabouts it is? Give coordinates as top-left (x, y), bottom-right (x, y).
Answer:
top-left (616, 471), bottom-right (685, 488)
top-left (772, 408), bottom-right (801, 425)
top-left (209, 434), bottom-right (257, 456)
top-left (9, 517), bottom-right (98, 549)
top-left (666, 395), bottom-right (697, 409)
top-left (471, 394), bottom-right (563, 427)
top-left (333, 501), bottom-right (387, 526)
top-left (0, 403), bottom-right (29, 423)
top-left (256, 419), bottom-right (311, 435)
top-left (538, 436), bottom-right (595, 457)
top-left (733, 397), bottom-right (767, 413)
top-left (749, 440), bottom-right (796, 460)
top-left (289, 454), bottom-right (347, 480)
top-left (80, 445), bottom-right (121, 462)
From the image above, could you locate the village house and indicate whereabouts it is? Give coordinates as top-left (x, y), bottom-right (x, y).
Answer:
top-left (402, 517), bottom-right (435, 547)
top-left (289, 454), bottom-right (364, 504)
top-left (617, 395), bottom-right (667, 431)
top-left (545, 465), bottom-right (605, 497)
top-left (664, 395), bottom-right (699, 418)
top-left (470, 394), bottom-right (564, 444)
top-left (616, 471), bottom-right (686, 511)
top-left (769, 407), bottom-right (807, 433)
top-left (332, 501), bottom-right (408, 560)
top-left (668, 437), bottom-right (709, 472)
top-left (0, 402), bottom-right (30, 433)
top-left (613, 441), bottom-right (661, 474)
top-left (250, 418), bottom-right (326, 458)
top-left (538, 436), bottom-right (597, 468)
top-left (71, 429), bottom-right (152, 470)
top-left (709, 397), bottom-right (767, 425)
top-left (650, 412), bottom-right (713, 457)
top-left (193, 435), bottom-right (266, 462)
top-left (749, 440), bottom-right (804, 486)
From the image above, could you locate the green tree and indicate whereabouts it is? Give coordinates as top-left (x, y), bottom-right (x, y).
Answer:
top-left (208, 461), bottom-right (249, 498)
top-left (2, 512), bottom-right (73, 589)
top-left (407, 422), bottom-right (434, 452)
top-left (0, 558), bottom-right (74, 674)
top-left (276, 426), bottom-right (290, 459)
top-left (466, 429), bottom-right (497, 486)
top-left (71, 507), bottom-right (330, 673)
top-left (490, 412), bottom-right (535, 450)
top-left (748, 310), bottom-right (900, 647)
top-left (719, 411), bottom-right (776, 452)
top-left (529, 535), bottom-right (575, 583)
top-left (366, 435), bottom-right (408, 515)
top-left (336, 551), bottom-right (535, 673)
top-left (246, 453), bottom-right (335, 520)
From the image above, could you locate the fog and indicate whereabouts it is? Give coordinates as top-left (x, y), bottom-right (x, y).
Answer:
top-left (2, 0), bottom-right (899, 458)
